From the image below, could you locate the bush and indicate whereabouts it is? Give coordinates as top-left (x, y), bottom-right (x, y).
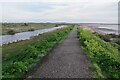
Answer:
top-left (98, 34), bottom-right (111, 42)
top-left (28, 28), bottom-right (35, 31)
top-left (77, 28), bottom-right (120, 78)
top-left (24, 23), bottom-right (28, 26)
top-left (118, 34), bottom-right (120, 38)
top-left (3, 26), bottom-right (74, 78)
top-left (7, 30), bottom-right (16, 35)
top-left (109, 34), bottom-right (118, 38)
top-left (115, 39), bottom-right (120, 45)
top-left (55, 24), bottom-right (59, 27)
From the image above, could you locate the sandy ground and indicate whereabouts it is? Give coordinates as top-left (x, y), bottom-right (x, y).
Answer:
top-left (26, 27), bottom-right (91, 78)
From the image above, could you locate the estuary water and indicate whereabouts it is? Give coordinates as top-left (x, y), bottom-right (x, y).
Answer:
top-left (80, 23), bottom-right (119, 34)
top-left (0, 26), bottom-right (66, 45)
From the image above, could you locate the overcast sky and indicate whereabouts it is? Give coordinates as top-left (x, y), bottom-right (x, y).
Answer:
top-left (0, 0), bottom-right (119, 23)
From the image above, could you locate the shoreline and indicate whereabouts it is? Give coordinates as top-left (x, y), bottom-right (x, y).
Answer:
top-left (80, 26), bottom-right (119, 35)
top-left (79, 26), bottom-right (106, 35)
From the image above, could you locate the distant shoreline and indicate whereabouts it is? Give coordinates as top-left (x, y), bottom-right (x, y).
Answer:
top-left (96, 27), bottom-right (116, 31)
top-left (81, 26), bottom-right (119, 35)
top-left (0, 23), bottom-right (119, 25)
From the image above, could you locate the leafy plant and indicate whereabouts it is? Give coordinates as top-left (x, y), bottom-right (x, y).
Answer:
top-left (2, 25), bottom-right (74, 78)
top-left (77, 28), bottom-right (120, 78)
top-left (7, 30), bottom-right (16, 35)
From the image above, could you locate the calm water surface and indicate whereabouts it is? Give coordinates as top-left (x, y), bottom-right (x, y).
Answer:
top-left (0, 26), bottom-right (66, 45)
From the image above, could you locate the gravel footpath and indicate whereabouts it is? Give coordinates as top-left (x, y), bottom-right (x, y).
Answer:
top-left (27, 27), bottom-right (91, 78)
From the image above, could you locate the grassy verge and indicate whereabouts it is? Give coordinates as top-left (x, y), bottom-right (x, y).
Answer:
top-left (77, 28), bottom-right (120, 78)
top-left (2, 25), bottom-right (74, 78)
top-left (93, 33), bottom-right (120, 52)
top-left (2, 25), bottom-right (67, 60)
top-left (1, 23), bottom-right (64, 35)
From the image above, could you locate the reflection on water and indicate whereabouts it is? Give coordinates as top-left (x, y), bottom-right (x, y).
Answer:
top-left (97, 24), bottom-right (118, 34)
top-left (0, 26), bottom-right (66, 45)
top-left (80, 23), bottom-right (118, 34)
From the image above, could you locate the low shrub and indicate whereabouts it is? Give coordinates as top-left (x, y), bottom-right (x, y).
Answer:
top-left (28, 28), bottom-right (35, 31)
top-left (77, 28), bottom-right (120, 78)
top-left (2, 26), bottom-right (74, 78)
top-left (7, 30), bottom-right (16, 35)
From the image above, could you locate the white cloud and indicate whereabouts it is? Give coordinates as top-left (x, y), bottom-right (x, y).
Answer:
top-left (0, 0), bottom-right (119, 23)
top-left (0, 0), bottom-right (119, 3)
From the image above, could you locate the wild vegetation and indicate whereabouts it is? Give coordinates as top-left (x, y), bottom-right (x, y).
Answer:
top-left (2, 26), bottom-right (73, 78)
top-left (1, 23), bottom-right (64, 35)
top-left (93, 33), bottom-right (120, 51)
top-left (77, 28), bottom-right (120, 78)
top-left (7, 29), bottom-right (16, 35)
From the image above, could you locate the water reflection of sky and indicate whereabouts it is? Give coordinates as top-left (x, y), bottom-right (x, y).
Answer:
top-left (98, 24), bottom-right (118, 31)
top-left (0, 26), bottom-right (66, 45)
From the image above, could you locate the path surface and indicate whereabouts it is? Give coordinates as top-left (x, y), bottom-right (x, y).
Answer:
top-left (28, 27), bottom-right (91, 78)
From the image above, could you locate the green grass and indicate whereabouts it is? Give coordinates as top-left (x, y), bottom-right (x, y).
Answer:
top-left (93, 32), bottom-right (120, 52)
top-left (1, 23), bottom-right (61, 35)
top-left (2, 27), bottom-right (67, 60)
top-left (77, 28), bottom-right (120, 78)
top-left (2, 25), bottom-right (74, 78)
top-left (0, 47), bottom-right (1, 79)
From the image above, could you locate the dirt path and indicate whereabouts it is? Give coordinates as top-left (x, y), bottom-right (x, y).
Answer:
top-left (27, 27), bottom-right (91, 78)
